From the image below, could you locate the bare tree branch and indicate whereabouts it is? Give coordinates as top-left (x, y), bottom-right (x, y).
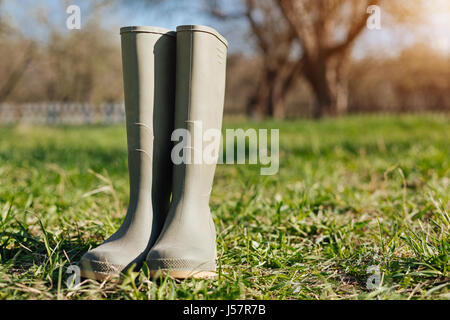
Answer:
top-left (278, 0), bottom-right (318, 58)
top-left (326, 0), bottom-right (380, 57)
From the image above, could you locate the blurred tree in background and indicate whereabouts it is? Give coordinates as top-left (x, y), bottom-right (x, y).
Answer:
top-left (0, 0), bottom-right (35, 102)
top-left (209, 0), bottom-right (437, 118)
top-left (0, 0), bottom-right (448, 118)
top-left (0, 0), bottom-right (122, 104)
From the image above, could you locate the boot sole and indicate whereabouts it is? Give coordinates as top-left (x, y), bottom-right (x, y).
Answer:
top-left (149, 269), bottom-right (217, 280)
top-left (81, 251), bottom-right (219, 281)
top-left (80, 268), bottom-right (119, 282)
top-left (79, 259), bottom-right (123, 281)
top-left (81, 268), bottom-right (217, 281)
top-left (148, 249), bottom-right (218, 280)
top-left (81, 268), bottom-right (216, 281)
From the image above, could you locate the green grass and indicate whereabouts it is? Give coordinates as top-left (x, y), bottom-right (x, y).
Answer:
top-left (0, 114), bottom-right (448, 299)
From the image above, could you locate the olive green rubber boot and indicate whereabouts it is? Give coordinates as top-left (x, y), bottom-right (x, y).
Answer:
top-left (79, 27), bottom-right (176, 280)
top-left (146, 25), bottom-right (228, 279)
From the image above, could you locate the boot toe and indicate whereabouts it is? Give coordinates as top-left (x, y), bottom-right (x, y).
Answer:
top-left (146, 244), bottom-right (216, 274)
top-left (79, 247), bottom-right (128, 280)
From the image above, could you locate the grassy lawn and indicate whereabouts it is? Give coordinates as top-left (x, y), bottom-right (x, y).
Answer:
top-left (0, 115), bottom-right (448, 299)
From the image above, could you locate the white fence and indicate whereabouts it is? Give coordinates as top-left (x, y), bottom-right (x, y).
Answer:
top-left (0, 102), bottom-right (126, 124)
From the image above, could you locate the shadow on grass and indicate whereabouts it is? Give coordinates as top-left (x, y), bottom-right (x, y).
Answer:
top-left (0, 227), bottom-right (96, 281)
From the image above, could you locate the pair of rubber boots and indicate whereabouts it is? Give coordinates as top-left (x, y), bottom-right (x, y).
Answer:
top-left (79, 25), bottom-right (227, 280)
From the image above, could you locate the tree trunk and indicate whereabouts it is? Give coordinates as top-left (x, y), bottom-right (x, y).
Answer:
top-left (328, 52), bottom-right (350, 116)
top-left (272, 94), bottom-right (286, 119)
top-left (247, 58), bottom-right (300, 120)
top-left (305, 59), bottom-right (335, 118)
top-left (304, 55), bottom-right (350, 118)
top-left (247, 75), bottom-right (292, 120)
top-left (246, 67), bottom-right (279, 119)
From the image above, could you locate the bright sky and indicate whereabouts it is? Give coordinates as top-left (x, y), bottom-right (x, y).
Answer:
top-left (422, 0), bottom-right (450, 53)
top-left (2, 0), bottom-right (449, 56)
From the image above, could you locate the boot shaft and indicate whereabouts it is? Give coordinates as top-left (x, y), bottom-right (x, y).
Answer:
top-left (146, 26), bottom-right (228, 277)
top-left (121, 27), bottom-right (176, 219)
top-left (172, 25), bottom-right (228, 205)
top-left (79, 27), bottom-right (178, 280)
